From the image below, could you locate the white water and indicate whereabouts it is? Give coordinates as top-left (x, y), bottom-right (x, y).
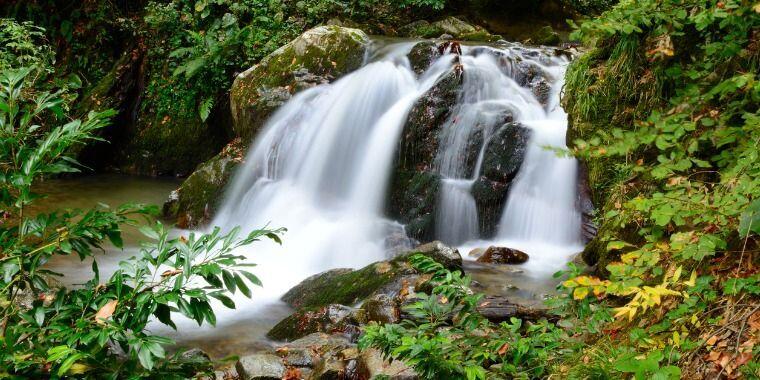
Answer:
top-left (165, 41), bottom-right (582, 342)
top-left (453, 46), bottom-right (584, 275)
top-left (185, 44), bottom-right (456, 329)
top-left (435, 47), bottom-right (551, 245)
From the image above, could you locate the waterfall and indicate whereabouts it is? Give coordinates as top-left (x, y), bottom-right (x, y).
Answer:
top-left (434, 47), bottom-right (549, 245)
top-left (209, 44), bottom-right (455, 316)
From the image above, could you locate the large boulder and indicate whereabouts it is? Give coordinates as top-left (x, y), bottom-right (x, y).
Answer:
top-left (387, 67), bottom-right (461, 242)
top-left (162, 139), bottom-right (244, 228)
top-left (472, 122), bottom-right (531, 236)
top-left (399, 17), bottom-right (501, 42)
top-left (281, 242), bottom-right (461, 310)
top-left (236, 353), bottom-right (286, 380)
top-left (476, 246), bottom-right (529, 265)
top-left (267, 304), bottom-right (360, 342)
top-left (230, 25), bottom-right (371, 142)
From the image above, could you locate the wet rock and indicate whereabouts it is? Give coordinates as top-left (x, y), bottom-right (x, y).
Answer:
top-left (476, 246), bottom-right (529, 265)
top-left (476, 295), bottom-right (554, 323)
top-left (576, 163), bottom-right (597, 244)
top-left (388, 69), bottom-right (461, 241)
top-left (359, 348), bottom-right (418, 379)
top-left (468, 247), bottom-right (486, 259)
top-left (267, 304), bottom-right (360, 342)
top-left (402, 241), bottom-right (463, 271)
top-left (529, 25), bottom-right (561, 46)
top-left (532, 78), bottom-right (552, 106)
top-left (407, 41), bottom-right (441, 75)
top-left (358, 294), bottom-right (399, 324)
top-left (398, 17), bottom-right (501, 42)
top-left (162, 139), bottom-right (244, 228)
top-left (473, 123), bottom-right (531, 236)
top-left (439, 33), bottom-right (454, 40)
top-left (281, 261), bottom-right (409, 309)
top-left (236, 353), bottom-right (285, 380)
top-left (231, 26), bottom-right (371, 142)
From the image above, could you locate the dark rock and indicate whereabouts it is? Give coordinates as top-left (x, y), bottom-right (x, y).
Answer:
top-left (267, 304), bottom-right (360, 342)
top-left (407, 41), bottom-right (441, 75)
top-left (576, 163), bottom-right (597, 244)
top-left (398, 17), bottom-right (501, 42)
top-left (476, 246), bottom-right (529, 265)
top-left (473, 123), bottom-right (531, 236)
top-left (476, 295), bottom-right (555, 323)
top-left (235, 353), bottom-right (285, 380)
top-left (231, 26), bottom-right (371, 142)
top-left (358, 294), bottom-right (399, 324)
top-left (388, 70), bottom-right (461, 241)
top-left (162, 139), bottom-right (245, 227)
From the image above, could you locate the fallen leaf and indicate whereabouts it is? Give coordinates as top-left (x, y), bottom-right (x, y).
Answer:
top-left (95, 300), bottom-right (118, 324)
top-left (497, 343), bottom-right (509, 355)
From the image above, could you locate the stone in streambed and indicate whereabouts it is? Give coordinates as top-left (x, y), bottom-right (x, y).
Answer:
top-left (235, 353), bottom-right (285, 380)
top-left (267, 304), bottom-right (360, 342)
top-left (281, 242), bottom-right (461, 310)
top-left (359, 348), bottom-right (418, 379)
top-left (476, 246), bottom-right (529, 264)
top-left (357, 294), bottom-right (399, 324)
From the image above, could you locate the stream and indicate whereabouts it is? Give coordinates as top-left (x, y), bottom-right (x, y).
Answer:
top-left (41, 38), bottom-right (583, 358)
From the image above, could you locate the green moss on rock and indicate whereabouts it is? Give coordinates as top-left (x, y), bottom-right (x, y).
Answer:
top-left (230, 26), bottom-right (371, 142)
top-left (162, 139), bottom-right (245, 228)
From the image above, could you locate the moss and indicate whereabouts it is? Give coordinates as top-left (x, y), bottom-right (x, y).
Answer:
top-left (281, 263), bottom-right (407, 310)
top-left (231, 26), bottom-right (371, 141)
top-left (162, 139), bottom-right (244, 227)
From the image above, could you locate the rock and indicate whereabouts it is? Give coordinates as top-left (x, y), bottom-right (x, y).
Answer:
top-left (576, 163), bottom-right (597, 244)
top-left (358, 294), bottom-right (399, 324)
top-left (267, 304), bottom-right (360, 342)
top-left (398, 17), bottom-right (501, 42)
top-left (162, 139), bottom-right (245, 228)
top-left (402, 241), bottom-right (463, 271)
top-left (530, 25), bottom-right (561, 46)
top-left (407, 41), bottom-right (441, 75)
top-left (476, 246), bottom-right (529, 265)
top-left (235, 353), bottom-right (285, 380)
top-left (281, 263), bottom-right (408, 309)
top-left (468, 247), bottom-right (486, 259)
top-left (359, 348), bottom-right (418, 379)
top-left (472, 123), bottom-right (531, 236)
top-left (439, 33), bottom-right (454, 40)
top-left (231, 26), bottom-right (371, 142)
top-left (387, 69), bottom-right (461, 241)
top-left (476, 295), bottom-right (555, 323)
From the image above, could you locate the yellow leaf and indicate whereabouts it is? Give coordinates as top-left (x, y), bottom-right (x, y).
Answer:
top-left (673, 331), bottom-right (681, 347)
top-left (755, 3), bottom-right (760, 13)
top-left (672, 266), bottom-right (682, 282)
top-left (684, 270), bottom-right (697, 287)
top-left (68, 363), bottom-right (90, 375)
top-left (614, 306), bottom-right (629, 319)
top-left (95, 300), bottom-right (118, 324)
top-left (573, 287), bottom-right (590, 300)
top-left (563, 279), bottom-right (578, 288)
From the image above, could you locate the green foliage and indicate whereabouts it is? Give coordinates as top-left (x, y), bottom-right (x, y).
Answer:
top-left (360, 255), bottom-right (570, 379)
top-left (0, 66), bottom-right (282, 377)
top-left (561, 0), bottom-right (760, 376)
top-left (0, 19), bottom-right (54, 73)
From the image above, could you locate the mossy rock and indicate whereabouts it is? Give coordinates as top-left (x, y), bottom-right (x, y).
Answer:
top-left (399, 17), bottom-right (501, 42)
top-left (162, 139), bottom-right (244, 227)
top-left (267, 304), bottom-right (359, 342)
top-left (230, 26), bottom-right (371, 142)
top-left (528, 25), bottom-right (561, 46)
top-left (281, 242), bottom-right (461, 310)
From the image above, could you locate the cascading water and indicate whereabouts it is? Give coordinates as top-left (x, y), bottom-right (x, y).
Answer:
top-left (448, 45), bottom-right (584, 275)
top-left (166, 40), bottom-right (583, 350)
top-left (434, 47), bottom-right (551, 245)
top-left (194, 44), bottom-right (455, 327)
